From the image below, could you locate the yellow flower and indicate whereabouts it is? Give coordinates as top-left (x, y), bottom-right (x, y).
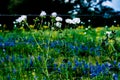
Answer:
top-left (20, 26), bottom-right (24, 30)
top-left (29, 25), bottom-right (34, 29)
top-left (32, 72), bottom-right (35, 76)
top-left (52, 31), bottom-right (58, 39)
top-left (43, 26), bottom-right (49, 29)
top-left (77, 26), bottom-right (84, 29)
top-left (95, 27), bottom-right (103, 32)
top-left (78, 32), bottom-right (84, 35)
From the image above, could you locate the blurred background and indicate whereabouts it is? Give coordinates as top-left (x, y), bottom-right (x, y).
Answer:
top-left (0, 0), bottom-right (120, 28)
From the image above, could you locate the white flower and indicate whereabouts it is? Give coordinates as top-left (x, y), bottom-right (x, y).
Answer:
top-left (55, 22), bottom-right (62, 28)
top-left (56, 16), bottom-right (63, 22)
top-left (85, 28), bottom-right (88, 30)
top-left (70, 0), bottom-right (75, 3)
top-left (21, 15), bottom-right (27, 20)
top-left (106, 31), bottom-right (112, 37)
top-left (51, 27), bottom-right (55, 30)
top-left (65, 18), bottom-right (73, 24)
top-left (15, 15), bottom-right (27, 23)
top-left (0, 24), bottom-right (2, 26)
top-left (40, 11), bottom-right (46, 17)
top-left (51, 12), bottom-right (57, 17)
top-left (64, 0), bottom-right (69, 3)
top-left (72, 18), bottom-right (80, 24)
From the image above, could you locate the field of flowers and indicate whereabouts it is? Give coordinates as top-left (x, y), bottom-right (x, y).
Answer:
top-left (0, 11), bottom-right (120, 80)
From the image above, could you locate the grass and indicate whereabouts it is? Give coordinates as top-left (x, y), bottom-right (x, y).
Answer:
top-left (0, 25), bottom-right (120, 79)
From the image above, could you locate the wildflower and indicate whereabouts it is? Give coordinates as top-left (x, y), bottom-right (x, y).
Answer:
top-left (114, 20), bottom-right (117, 23)
top-left (40, 11), bottom-right (46, 17)
top-left (37, 55), bottom-right (41, 61)
top-left (106, 31), bottom-right (112, 38)
top-left (72, 66), bottom-right (77, 71)
top-left (118, 62), bottom-right (120, 69)
top-left (32, 72), bottom-right (35, 76)
top-left (51, 12), bottom-right (57, 17)
top-left (113, 73), bottom-right (118, 80)
top-left (85, 28), bottom-right (88, 30)
top-left (64, 0), bottom-right (69, 3)
top-left (55, 22), bottom-right (62, 28)
top-left (70, 0), bottom-right (76, 3)
top-left (13, 68), bottom-right (16, 74)
top-left (56, 16), bottom-right (63, 22)
top-left (58, 68), bottom-right (61, 72)
top-left (88, 19), bottom-right (91, 23)
top-left (11, 55), bottom-right (15, 62)
top-left (65, 18), bottom-right (73, 24)
top-left (72, 18), bottom-right (80, 24)
top-left (51, 27), bottom-right (55, 30)
top-left (7, 74), bottom-right (10, 80)
top-left (43, 26), bottom-right (49, 29)
top-left (15, 15), bottom-right (27, 23)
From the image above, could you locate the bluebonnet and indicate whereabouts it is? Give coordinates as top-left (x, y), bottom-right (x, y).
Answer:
top-left (37, 55), bottom-right (41, 61)
top-left (53, 64), bottom-right (58, 71)
top-left (5, 42), bottom-right (15, 47)
top-left (50, 42), bottom-right (56, 48)
top-left (58, 68), bottom-right (61, 73)
top-left (113, 60), bottom-right (117, 65)
top-left (13, 68), bottom-right (16, 74)
top-left (67, 61), bottom-right (72, 67)
top-left (11, 55), bottom-right (15, 62)
top-left (118, 62), bottom-right (120, 69)
top-left (84, 63), bottom-right (89, 69)
top-left (90, 72), bottom-right (97, 78)
top-left (5, 55), bottom-right (10, 61)
top-left (30, 58), bottom-right (33, 67)
top-left (72, 66), bottom-right (77, 71)
top-left (89, 47), bottom-right (95, 54)
top-left (0, 57), bottom-right (5, 63)
top-left (80, 45), bottom-right (88, 51)
top-left (113, 73), bottom-right (118, 80)
top-left (7, 74), bottom-right (10, 80)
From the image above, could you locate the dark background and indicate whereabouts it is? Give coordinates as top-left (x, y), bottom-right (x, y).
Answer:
top-left (0, 0), bottom-right (120, 29)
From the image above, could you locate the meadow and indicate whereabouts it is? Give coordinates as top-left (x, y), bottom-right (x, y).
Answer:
top-left (0, 11), bottom-right (120, 80)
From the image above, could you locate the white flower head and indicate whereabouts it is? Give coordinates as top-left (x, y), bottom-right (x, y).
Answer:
top-left (51, 12), bottom-right (57, 17)
top-left (72, 18), bottom-right (80, 24)
top-left (106, 31), bottom-right (112, 37)
top-left (65, 18), bottom-right (73, 24)
top-left (15, 15), bottom-right (27, 23)
top-left (70, 0), bottom-right (76, 3)
top-left (21, 15), bottom-right (27, 20)
top-left (56, 16), bottom-right (63, 22)
top-left (55, 22), bottom-right (62, 28)
top-left (51, 27), bottom-right (55, 30)
top-left (40, 11), bottom-right (46, 17)
top-left (64, 0), bottom-right (69, 3)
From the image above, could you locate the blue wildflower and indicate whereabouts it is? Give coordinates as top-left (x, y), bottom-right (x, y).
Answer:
top-left (53, 64), bottom-right (58, 71)
top-left (58, 68), bottom-right (61, 73)
top-left (113, 73), bottom-right (118, 80)
top-left (67, 61), bottom-right (72, 67)
top-left (72, 66), bottom-right (77, 71)
top-left (118, 62), bottom-right (120, 69)
top-left (11, 55), bottom-right (15, 62)
top-left (113, 60), bottom-right (117, 65)
top-left (50, 42), bottom-right (56, 48)
top-left (37, 55), bottom-right (41, 61)
top-left (7, 74), bottom-right (10, 80)
top-left (13, 68), bottom-right (16, 74)
top-left (90, 72), bottom-right (97, 78)
top-left (30, 58), bottom-right (33, 67)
